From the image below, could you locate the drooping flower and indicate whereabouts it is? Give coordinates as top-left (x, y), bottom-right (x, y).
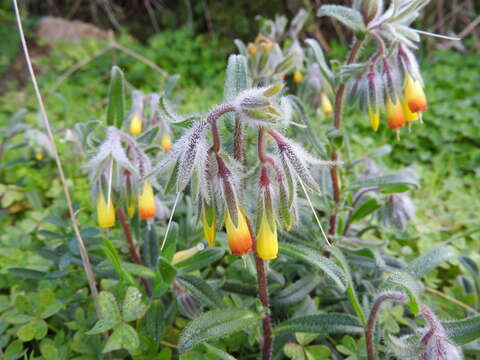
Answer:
top-left (129, 114), bottom-right (142, 136)
top-left (201, 204), bottom-right (216, 247)
top-left (368, 105), bottom-right (380, 131)
top-left (320, 92), bottom-right (333, 114)
top-left (224, 206), bottom-right (252, 256)
top-left (386, 97), bottom-right (405, 130)
top-left (256, 213), bottom-right (278, 260)
top-left (172, 243), bottom-right (204, 265)
top-left (401, 96), bottom-right (419, 122)
top-left (138, 181), bottom-right (156, 219)
top-left (293, 70), bottom-right (303, 84)
top-left (161, 133), bottom-right (172, 152)
top-left (404, 73), bottom-right (427, 113)
top-left (97, 193), bottom-right (115, 228)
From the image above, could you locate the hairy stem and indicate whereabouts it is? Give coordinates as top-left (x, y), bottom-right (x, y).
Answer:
top-left (329, 39), bottom-right (364, 235)
top-left (13, 0), bottom-right (99, 309)
top-left (116, 208), bottom-right (152, 297)
top-left (246, 219), bottom-right (273, 360)
top-left (233, 114), bottom-right (245, 164)
top-left (366, 291), bottom-right (408, 360)
top-left (208, 104), bottom-right (235, 154)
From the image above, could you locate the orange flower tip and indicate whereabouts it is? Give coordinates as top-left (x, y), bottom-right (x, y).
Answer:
top-left (225, 208), bottom-right (253, 257)
top-left (138, 182), bottom-right (156, 220)
top-left (161, 135), bottom-right (172, 153)
top-left (404, 74), bottom-right (427, 113)
top-left (386, 98), bottom-right (405, 130)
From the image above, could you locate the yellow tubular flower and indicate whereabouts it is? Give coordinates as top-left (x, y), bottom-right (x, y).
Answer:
top-left (256, 215), bottom-right (278, 260)
top-left (368, 105), bottom-right (380, 131)
top-left (321, 92), bottom-right (333, 114)
top-left (161, 133), bottom-right (172, 153)
top-left (404, 73), bottom-right (427, 113)
top-left (386, 97), bottom-right (405, 130)
top-left (127, 200), bottom-right (135, 218)
top-left (224, 207), bottom-right (252, 256)
top-left (201, 207), bottom-right (216, 247)
top-left (130, 114), bottom-right (142, 136)
top-left (35, 152), bottom-right (44, 161)
top-left (247, 43), bottom-right (257, 56)
top-left (138, 181), bottom-right (156, 219)
top-left (97, 193), bottom-right (115, 228)
top-left (401, 97), bottom-right (419, 122)
top-left (293, 70), bottom-right (303, 84)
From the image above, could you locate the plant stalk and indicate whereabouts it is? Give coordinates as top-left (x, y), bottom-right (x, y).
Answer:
top-left (329, 39), bottom-right (364, 235)
top-left (247, 219), bottom-right (273, 360)
top-left (116, 208), bottom-right (153, 297)
top-left (13, 0), bottom-right (100, 309)
top-left (366, 291), bottom-right (407, 360)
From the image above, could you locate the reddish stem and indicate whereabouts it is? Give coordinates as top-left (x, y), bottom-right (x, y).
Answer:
top-left (116, 208), bottom-right (152, 297)
top-left (208, 104), bottom-right (235, 154)
top-left (329, 39), bottom-right (364, 235)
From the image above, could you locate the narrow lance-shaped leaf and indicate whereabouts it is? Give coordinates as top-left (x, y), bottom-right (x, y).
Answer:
top-left (405, 247), bottom-right (455, 279)
top-left (279, 243), bottom-right (347, 292)
top-left (106, 66), bottom-right (125, 128)
top-left (383, 271), bottom-right (421, 314)
top-left (178, 308), bottom-right (262, 353)
top-left (273, 313), bottom-right (363, 335)
top-left (317, 5), bottom-right (366, 34)
top-left (177, 274), bottom-right (227, 309)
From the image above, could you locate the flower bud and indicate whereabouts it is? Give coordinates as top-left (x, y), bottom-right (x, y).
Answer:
top-left (161, 133), bottom-right (172, 152)
top-left (293, 70), bottom-right (303, 84)
top-left (256, 213), bottom-right (278, 260)
top-left (386, 97), bottom-right (405, 130)
top-left (368, 105), bottom-right (380, 131)
top-left (127, 200), bottom-right (135, 218)
top-left (320, 92), bottom-right (333, 114)
top-left (224, 206), bottom-right (253, 256)
top-left (247, 43), bottom-right (257, 56)
top-left (35, 152), bottom-right (44, 161)
top-left (201, 204), bottom-right (216, 247)
top-left (138, 181), bottom-right (156, 219)
top-left (97, 193), bottom-right (115, 228)
top-left (404, 73), bottom-right (427, 113)
top-left (172, 243), bottom-right (204, 265)
top-left (130, 114), bottom-right (142, 136)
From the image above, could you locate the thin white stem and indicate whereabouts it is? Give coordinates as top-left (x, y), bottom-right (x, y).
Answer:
top-left (13, 0), bottom-right (99, 306)
top-left (296, 174), bottom-right (331, 246)
top-left (160, 192), bottom-right (181, 251)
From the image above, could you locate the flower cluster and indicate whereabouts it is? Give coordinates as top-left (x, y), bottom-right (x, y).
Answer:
top-left (156, 83), bottom-right (330, 259)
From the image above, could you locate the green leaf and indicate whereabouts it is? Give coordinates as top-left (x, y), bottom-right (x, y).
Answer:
top-left (349, 172), bottom-right (418, 190)
top-left (304, 39), bottom-right (333, 86)
top-left (274, 313), bottom-right (363, 335)
top-left (203, 343), bottom-right (237, 359)
top-left (283, 342), bottom-right (306, 360)
top-left (97, 291), bottom-right (121, 324)
top-left (405, 247), bottom-right (455, 279)
top-left (102, 237), bottom-right (136, 286)
top-left (178, 308), bottom-right (262, 354)
top-left (305, 345), bottom-right (330, 360)
top-left (39, 302), bottom-right (63, 319)
top-left (103, 323), bottom-right (139, 353)
top-left (348, 198), bottom-right (382, 223)
top-left (106, 66), bottom-right (125, 128)
top-left (385, 333), bottom-right (422, 358)
top-left (279, 243), bottom-right (347, 292)
top-left (317, 5), bottom-right (366, 34)
top-left (272, 275), bottom-right (321, 305)
top-left (8, 268), bottom-right (46, 280)
top-left (86, 319), bottom-right (117, 335)
top-left (443, 315), bottom-right (480, 345)
top-left (122, 262), bottom-right (156, 279)
top-left (383, 272), bottom-right (421, 314)
top-left (17, 319), bottom-right (47, 342)
top-left (144, 299), bottom-right (165, 343)
top-left (142, 225), bottom-right (159, 270)
top-left (122, 286), bottom-right (148, 322)
top-left (175, 247), bottom-right (225, 272)
top-left (177, 274), bottom-right (227, 309)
